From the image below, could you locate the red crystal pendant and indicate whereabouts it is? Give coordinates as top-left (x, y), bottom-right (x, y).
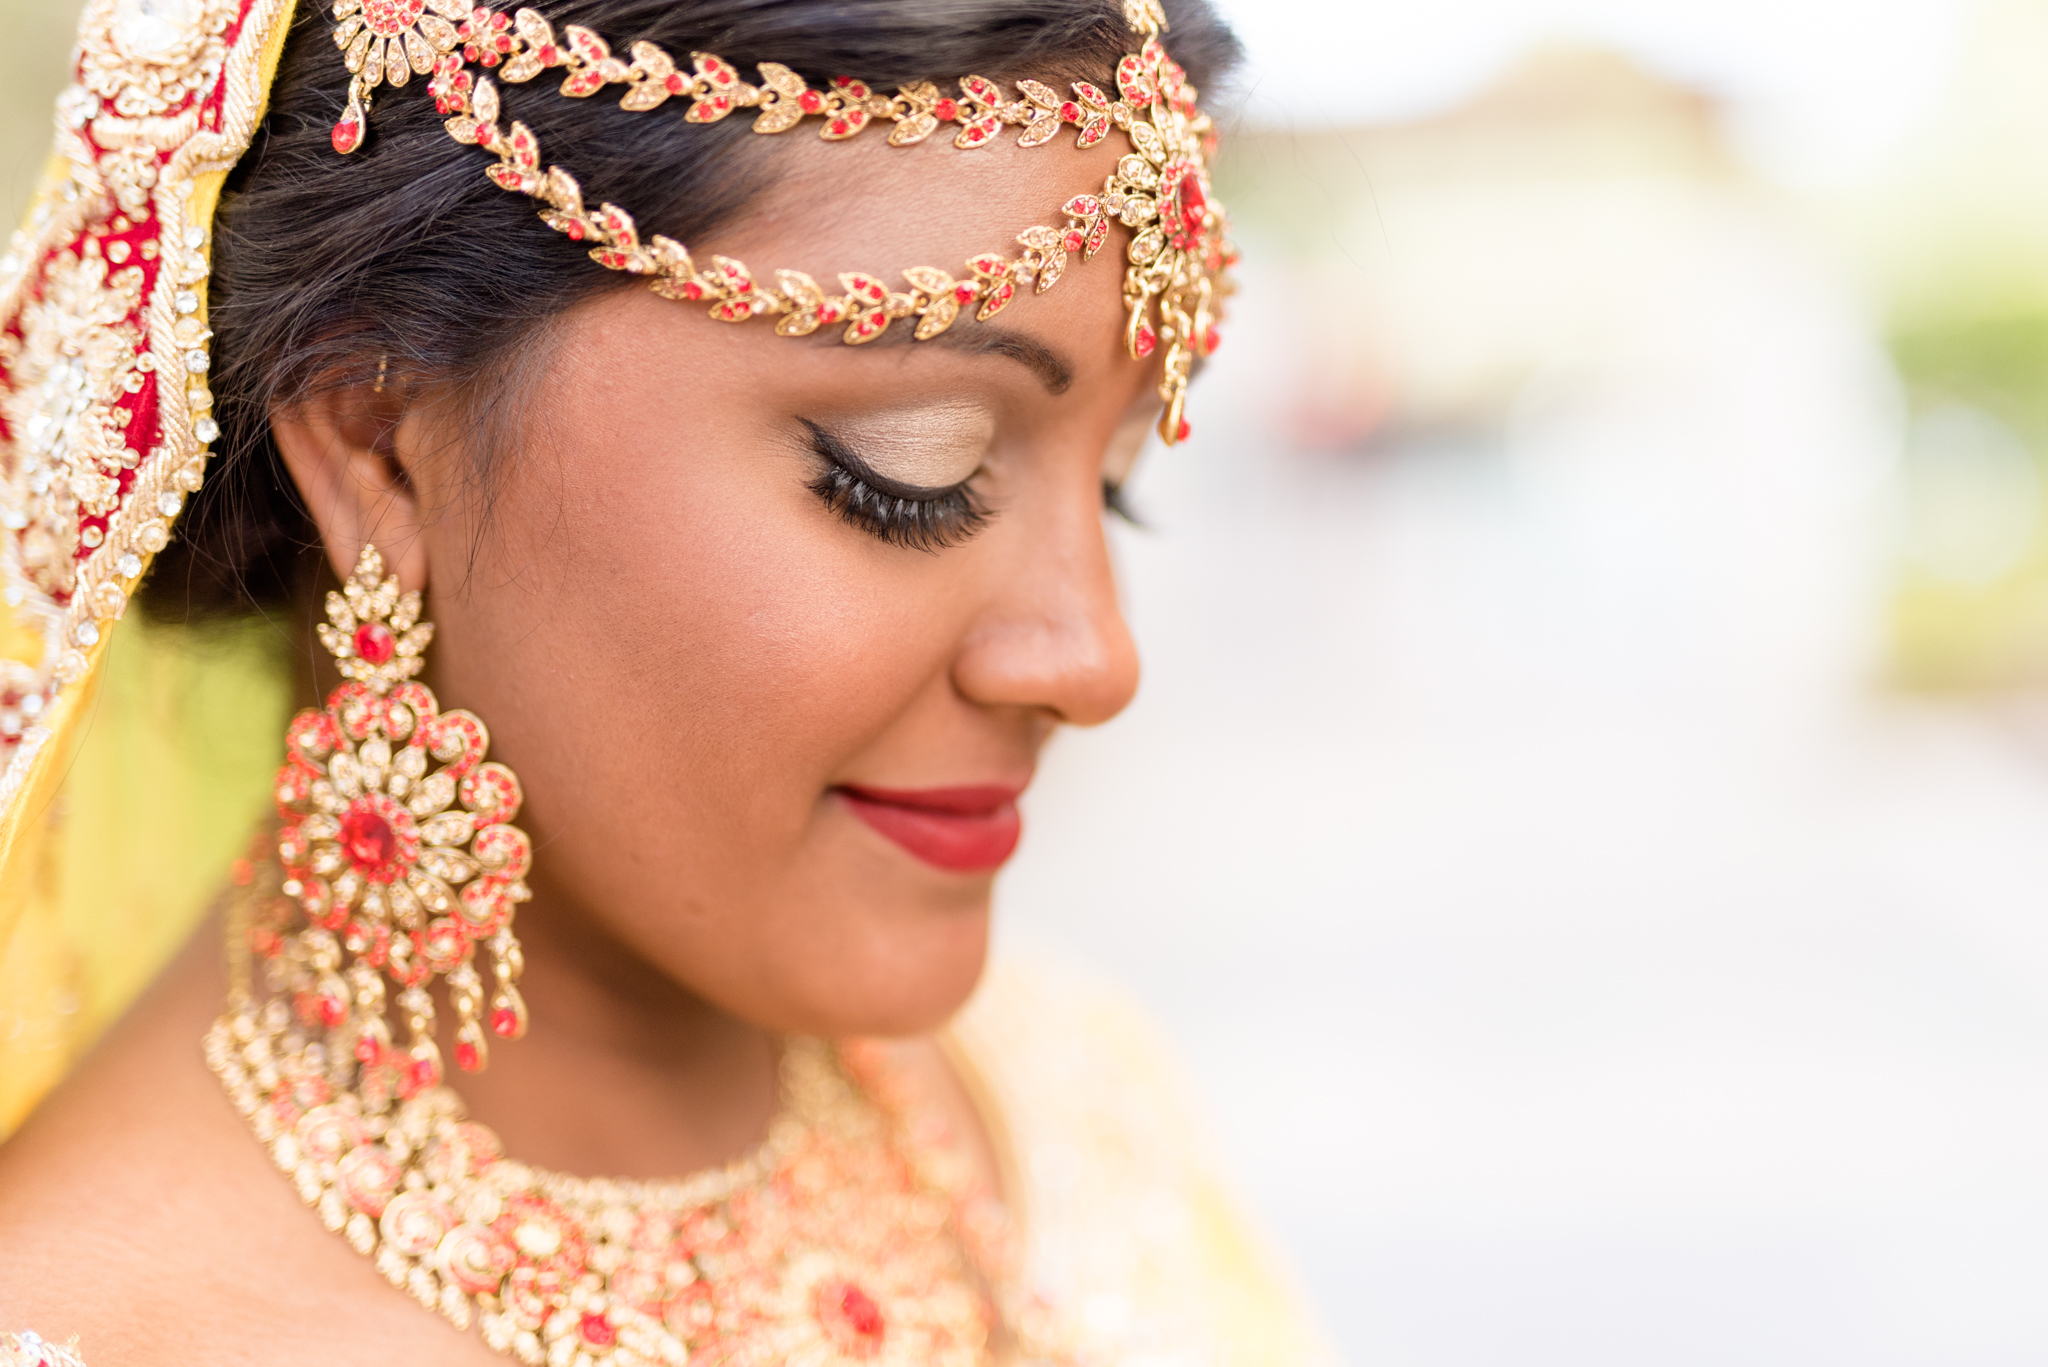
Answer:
top-left (341, 803), bottom-right (398, 872)
top-left (833, 1283), bottom-right (886, 1342)
top-left (354, 621), bottom-right (396, 663)
top-left (455, 1040), bottom-right (480, 1072)
top-left (331, 96), bottom-right (365, 155)
top-left (490, 1006), bottom-right (521, 1038)
top-left (579, 1314), bottom-right (617, 1348)
top-left (401, 1049), bottom-right (440, 1098)
top-left (1179, 171), bottom-right (1207, 238)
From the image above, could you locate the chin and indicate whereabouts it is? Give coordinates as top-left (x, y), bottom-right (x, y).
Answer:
top-left (807, 895), bottom-right (996, 1039)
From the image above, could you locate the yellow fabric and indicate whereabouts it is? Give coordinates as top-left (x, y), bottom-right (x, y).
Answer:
top-left (0, 0), bottom-right (298, 1138)
top-left (0, 620), bottom-right (287, 1134)
top-left (952, 957), bottom-right (1344, 1365)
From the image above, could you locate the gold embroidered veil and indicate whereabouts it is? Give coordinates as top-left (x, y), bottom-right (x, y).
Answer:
top-left (0, 0), bottom-right (298, 1133)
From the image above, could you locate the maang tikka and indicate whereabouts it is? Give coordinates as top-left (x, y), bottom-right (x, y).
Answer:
top-left (323, 0), bottom-right (1232, 446)
top-left (257, 543), bottom-right (533, 1097)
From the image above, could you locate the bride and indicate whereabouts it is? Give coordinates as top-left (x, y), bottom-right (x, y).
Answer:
top-left (0, 0), bottom-right (1327, 1362)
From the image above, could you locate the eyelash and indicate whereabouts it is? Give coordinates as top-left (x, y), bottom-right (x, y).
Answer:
top-left (801, 421), bottom-right (1147, 549)
top-left (1103, 480), bottom-right (1144, 528)
top-left (803, 419), bottom-right (991, 552)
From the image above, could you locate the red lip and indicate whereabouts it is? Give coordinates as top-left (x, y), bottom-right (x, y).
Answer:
top-left (834, 784), bottom-right (1023, 874)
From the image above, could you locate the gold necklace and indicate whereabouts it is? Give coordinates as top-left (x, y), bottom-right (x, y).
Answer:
top-left (208, 866), bottom-right (1058, 1367)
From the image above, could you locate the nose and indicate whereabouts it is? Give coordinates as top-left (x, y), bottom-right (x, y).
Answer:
top-left (951, 490), bottom-right (1141, 728)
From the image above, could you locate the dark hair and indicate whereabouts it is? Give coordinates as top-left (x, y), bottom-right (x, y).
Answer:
top-left (140, 0), bottom-right (1240, 622)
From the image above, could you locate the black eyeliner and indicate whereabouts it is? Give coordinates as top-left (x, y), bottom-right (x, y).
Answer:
top-left (799, 418), bottom-right (992, 552)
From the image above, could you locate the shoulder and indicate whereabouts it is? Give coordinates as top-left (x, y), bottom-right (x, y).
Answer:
top-left (0, 933), bottom-right (484, 1367)
top-left (949, 954), bottom-right (1341, 1367)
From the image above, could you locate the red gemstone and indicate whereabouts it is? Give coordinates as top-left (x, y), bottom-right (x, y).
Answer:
top-left (1058, 101), bottom-right (1081, 122)
top-left (1177, 418), bottom-right (1191, 442)
top-left (799, 89), bottom-right (824, 113)
top-left (341, 804), bottom-right (397, 872)
top-left (455, 1040), bottom-right (480, 1072)
top-left (318, 994), bottom-right (348, 1028)
top-left (354, 622), bottom-right (395, 663)
top-left (839, 1285), bottom-right (884, 1340)
top-left (1134, 324), bottom-right (1157, 358)
top-left (829, 118), bottom-right (847, 135)
top-left (403, 1054), bottom-right (439, 1095)
top-left (1179, 172), bottom-right (1207, 236)
top-left (1064, 230), bottom-right (1085, 251)
top-left (954, 283), bottom-right (977, 303)
top-left (331, 117), bottom-right (361, 154)
top-left (1204, 324), bottom-right (1221, 353)
top-left (354, 1035), bottom-right (384, 1065)
top-left (934, 98), bottom-right (958, 121)
top-left (490, 1006), bottom-right (520, 1038)
top-left (580, 1314), bottom-right (617, 1348)
top-left (665, 72), bottom-right (685, 93)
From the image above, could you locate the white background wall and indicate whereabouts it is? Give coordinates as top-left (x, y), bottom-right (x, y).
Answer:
top-left (1000, 4), bottom-right (2048, 1362)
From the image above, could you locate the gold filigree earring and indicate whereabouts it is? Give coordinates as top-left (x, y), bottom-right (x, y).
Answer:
top-left (257, 544), bottom-right (533, 1098)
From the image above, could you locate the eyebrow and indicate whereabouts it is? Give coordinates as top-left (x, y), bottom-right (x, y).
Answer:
top-left (868, 321), bottom-right (1074, 396)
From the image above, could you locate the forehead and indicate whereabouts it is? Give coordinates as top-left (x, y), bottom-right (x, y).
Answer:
top-left (685, 126), bottom-right (1141, 390)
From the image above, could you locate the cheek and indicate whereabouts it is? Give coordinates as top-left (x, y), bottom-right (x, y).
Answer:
top-left (467, 379), bottom-right (962, 856)
top-left (437, 379), bottom-right (995, 1035)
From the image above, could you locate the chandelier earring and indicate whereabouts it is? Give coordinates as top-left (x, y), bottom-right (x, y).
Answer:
top-left (254, 543), bottom-right (533, 1100)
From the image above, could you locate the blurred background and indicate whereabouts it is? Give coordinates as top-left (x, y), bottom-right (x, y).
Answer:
top-left (7, 0), bottom-right (2048, 1362)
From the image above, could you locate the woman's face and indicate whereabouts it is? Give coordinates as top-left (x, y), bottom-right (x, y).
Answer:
top-left (280, 129), bottom-right (1153, 1037)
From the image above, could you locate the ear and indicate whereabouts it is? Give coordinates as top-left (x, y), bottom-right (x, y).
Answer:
top-left (271, 380), bottom-right (431, 593)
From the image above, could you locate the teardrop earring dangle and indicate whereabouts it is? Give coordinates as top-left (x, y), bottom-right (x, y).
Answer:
top-left (254, 543), bottom-right (534, 1100)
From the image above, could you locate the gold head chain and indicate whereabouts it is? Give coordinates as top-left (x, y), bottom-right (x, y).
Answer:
top-left (328, 0), bottom-right (1234, 443)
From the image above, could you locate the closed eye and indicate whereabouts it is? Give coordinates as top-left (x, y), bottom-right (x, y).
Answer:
top-left (801, 419), bottom-right (992, 551)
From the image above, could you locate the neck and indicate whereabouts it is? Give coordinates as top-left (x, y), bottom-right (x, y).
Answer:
top-left (289, 637), bottom-right (780, 1181)
top-left (443, 888), bottom-right (783, 1178)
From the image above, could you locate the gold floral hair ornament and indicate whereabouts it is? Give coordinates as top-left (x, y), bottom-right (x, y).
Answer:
top-left (329, 0), bottom-right (1235, 446)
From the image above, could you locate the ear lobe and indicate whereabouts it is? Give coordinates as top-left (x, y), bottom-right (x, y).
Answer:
top-left (272, 381), bottom-right (432, 593)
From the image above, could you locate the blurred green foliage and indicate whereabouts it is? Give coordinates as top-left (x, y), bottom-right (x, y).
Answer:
top-left (1887, 307), bottom-right (2048, 691)
top-left (0, 0), bottom-right (85, 231)
top-left (1893, 313), bottom-right (2048, 444)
